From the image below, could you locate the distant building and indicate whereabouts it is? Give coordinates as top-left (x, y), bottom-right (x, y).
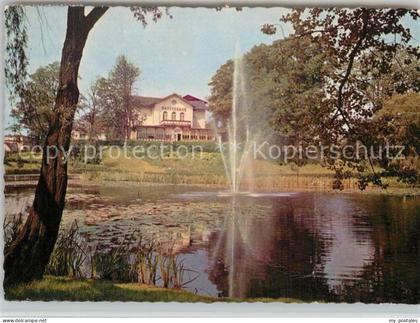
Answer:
top-left (72, 127), bottom-right (107, 141)
top-left (4, 134), bottom-right (37, 152)
top-left (72, 93), bottom-right (215, 142)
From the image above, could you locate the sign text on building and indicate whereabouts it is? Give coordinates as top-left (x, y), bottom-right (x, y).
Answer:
top-left (161, 106), bottom-right (187, 112)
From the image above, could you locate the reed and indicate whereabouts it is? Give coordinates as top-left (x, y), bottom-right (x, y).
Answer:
top-left (3, 217), bottom-right (198, 289)
top-left (80, 170), bottom-right (360, 191)
top-left (46, 221), bottom-right (88, 279)
top-left (80, 170), bottom-right (228, 186)
top-left (91, 243), bottom-right (132, 282)
top-left (130, 238), bottom-right (159, 285)
top-left (3, 213), bottom-right (24, 251)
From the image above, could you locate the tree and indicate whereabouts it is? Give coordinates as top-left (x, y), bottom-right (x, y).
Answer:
top-left (208, 60), bottom-right (234, 125)
top-left (75, 79), bottom-right (105, 142)
top-left (249, 37), bottom-right (332, 143)
top-left (263, 8), bottom-right (420, 188)
top-left (373, 93), bottom-right (420, 184)
top-left (4, 5), bottom-right (167, 285)
top-left (10, 62), bottom-right (59, 143)
top-left (244, 43), bottom-right (279, 139)
top-left (96, 55), bottom-right (140, 141)
top-left (208, 36), bottom-right (332, 145)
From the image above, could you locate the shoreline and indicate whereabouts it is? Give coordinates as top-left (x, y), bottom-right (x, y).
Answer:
top-left (5, 176), bottom-right (419, 197)
top-left (3, 275), bottom-right (301, 303)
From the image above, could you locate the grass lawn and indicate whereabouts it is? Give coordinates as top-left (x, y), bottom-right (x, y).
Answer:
top-left (5, 276), bottom-right (302, 303)
top-left (72, 147), bottom-right (336, 179)
top-left (6, 148), bottom-right (332, 176)
top-left (4, 152), bottom-right (42, 174)
top-left (5, 276), bottom-right (216, 302)
top-left (96, 147), bottom-right (334, 176)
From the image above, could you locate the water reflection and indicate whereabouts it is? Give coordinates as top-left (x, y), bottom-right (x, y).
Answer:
top-left (188, 193), bottom-right (419, 303)
top-left (4, 185), bottom-right (419, 303)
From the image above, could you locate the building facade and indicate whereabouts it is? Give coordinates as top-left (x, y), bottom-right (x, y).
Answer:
top-left (132, 93), bottom-right (215, 141)
top-left (72, 93), bottom-right (215, 142)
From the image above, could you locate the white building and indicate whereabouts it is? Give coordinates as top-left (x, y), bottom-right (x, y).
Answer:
top-left (133, 93), bottom-right (215, 141)
top-left (72, 93), bottom-right (215, 142)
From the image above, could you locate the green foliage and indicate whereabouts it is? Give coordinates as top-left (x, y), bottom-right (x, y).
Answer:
top-left (252, 38), bottom-right (332, 141)
top-left (4, 151), bottom-right (42, 174)
top-left (208, 36), bottom-right (332, 143)
top-left (372, 93), bottom-right (420, 185)
top-left (378, 93), bottom-right (420, 117)
top-left (208, 60), bottom-right (234, 124)
top-left (70, 141), bottom-right (103, 165)
top-left (92, 55), bottom-right (141, 141)
top-left (262, 8), bottom-right (420, 188)
top-left (130, 7), bottom-right (172, 26)
top-left (5, 5), bottom-right (28, 101)
top-left (74, 80), bottom-right (105, 142)
top-left (26, 219), bottom-right (198, 289)
top-left (72, 140), bottom-right (219, 153)
top-left (47, 221), bottom-right (88, 278)
top-left (10, 62), bottom-right (59, 142)
top-left (3, 214), bottom-right (24, 252)
top-left (92, 246), bottom-right (132, 282)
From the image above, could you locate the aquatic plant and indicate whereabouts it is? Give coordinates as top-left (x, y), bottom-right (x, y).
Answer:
top-left (46, 221), bottom-right (88, 279)
top-left (2, 216), bottom-right (199, 289)
top-left (91, 243), bottom-right (132, 281)
top-left (4, 213), bottom-right (24, 251)
top-left (130, 237), bottom-right (159, 285)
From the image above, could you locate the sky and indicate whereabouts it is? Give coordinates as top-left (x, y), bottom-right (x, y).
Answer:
top-left (24, 6), bottom-right (290, 97)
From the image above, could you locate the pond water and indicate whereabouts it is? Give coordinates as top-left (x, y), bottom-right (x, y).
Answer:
top-left (5, 183), bottom-right (420, 303)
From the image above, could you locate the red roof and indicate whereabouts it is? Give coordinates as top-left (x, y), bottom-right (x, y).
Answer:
top-left (133, 93), bottom-right (208, 111)
top-left (183, 95), bottom-right (208, 110)
top-left (183, 94), bottom-right (207, 103)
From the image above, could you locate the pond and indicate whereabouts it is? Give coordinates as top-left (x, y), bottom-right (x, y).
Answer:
top-left (5, 183), bottom-right (419, 303)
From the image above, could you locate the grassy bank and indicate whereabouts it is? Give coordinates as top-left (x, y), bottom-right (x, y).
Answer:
top-left (74, 149), bottom-right (415, 193)
top-left (5, 276), bottom-right (216, 302)
top-left (5, 276), bottom-right (302, 303)
top-left (5, 148), bottom-right (418, 194)
top-left (73, 147), bottom-right (337, 187)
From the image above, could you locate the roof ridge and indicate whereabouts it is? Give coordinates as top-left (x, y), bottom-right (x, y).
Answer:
top-left (132, 95), bottom-right (162, 99)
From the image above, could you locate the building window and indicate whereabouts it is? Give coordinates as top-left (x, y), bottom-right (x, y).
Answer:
top-left (180, 112), bottom-right (184, 121)
top-left (171, 112), bottom-right (176, 120)
top-left (163, 111), bottom-right (168, 120)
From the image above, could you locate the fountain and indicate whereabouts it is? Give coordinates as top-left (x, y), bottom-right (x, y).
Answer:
top-left (179, 45), bottom-right (297, 298)
top-left (218, 44), bottom-right (256, 194)
top-left (178, 45), bottom-right (296, 199)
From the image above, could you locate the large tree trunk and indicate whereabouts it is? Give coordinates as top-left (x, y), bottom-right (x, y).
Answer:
top-left (4, 6), bottom-right (108, 286)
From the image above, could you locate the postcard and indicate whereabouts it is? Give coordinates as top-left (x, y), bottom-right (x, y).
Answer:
top-left (3, 5), bottom-right (419, 306)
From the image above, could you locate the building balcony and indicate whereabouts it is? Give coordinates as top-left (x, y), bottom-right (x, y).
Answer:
top-left (160, 120), bottom-right (192, 127)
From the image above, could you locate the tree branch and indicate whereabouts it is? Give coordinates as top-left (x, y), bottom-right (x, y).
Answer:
top-left (335, 10), bottom-right (380, 177)
top-left (336, 10), bottom-right (370, 128)
top-left (84, 7), bottom-right (109, 31)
